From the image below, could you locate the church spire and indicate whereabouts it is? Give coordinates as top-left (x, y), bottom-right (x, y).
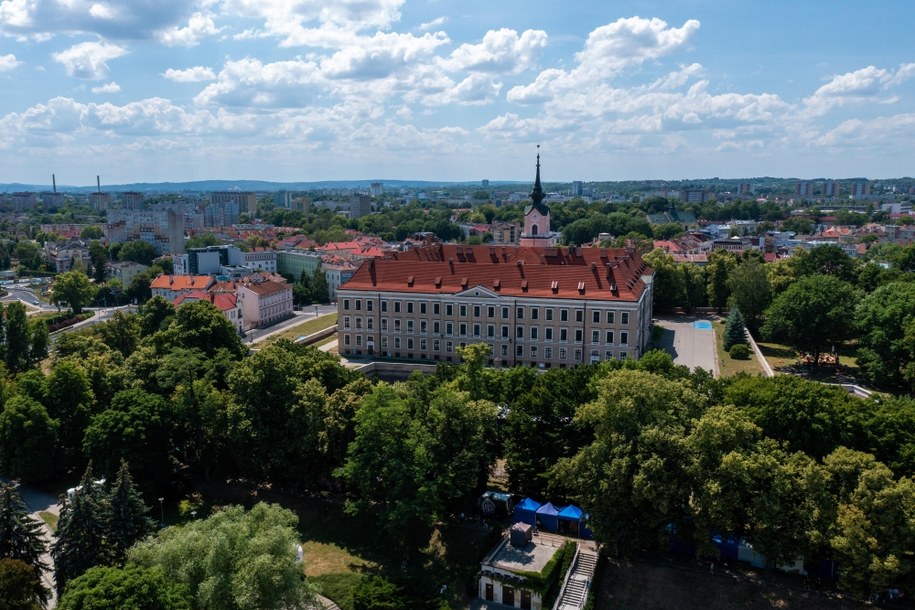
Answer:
top-left (529, 145), bottom-right (548, 214)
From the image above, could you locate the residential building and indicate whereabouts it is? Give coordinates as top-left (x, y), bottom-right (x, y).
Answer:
top-left (571, 180), bottom-right (583, 196)
top-left (9, 192), bottom-right (38, 212)
top-left (350, 195), bottom-right (372, 219)
top-left (852, 181), bottom-right (871, 200)
top-left (43, 239), bottom-right (92, 272)
top-left (211, 191), bottom-right (257, 215)
top-left (796, 181), bottom-right (813, 198)
top-left (237, 273), bottom-right (293, 330)
top-left (491, 222), bottom-right (520, 245)
top-left (172, 290), bottom-right (243, 335)
top-left (679, 189), bottom-right (709, 203)
top-left (273, 190), bottom-right (293, 209)
top-left (120, 192), bottom-right (144, 209)
top-left (106, 208), bottom-right (185, 255)
top-left (106, 261), bottom-right (148, 286)
top-left (150, 274), bottom-right (214, 300)
top-left (322, 261), bottom-right (357, 300)
top-left (41, 192), bottom-right (66, 210)
top-left (277, 250), bottom-right (323, 280)
top-left (88, 192), bottom-right (111, 210)
top-left (823, 180), bottom-right (840, 199)
top-left (369, 182), bottom-right (383, 197)
top-left (244, 248), bottom-right (277, 273)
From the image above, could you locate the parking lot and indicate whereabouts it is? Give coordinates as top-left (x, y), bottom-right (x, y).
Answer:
top-left (653, 315), bottom-right (719, 377)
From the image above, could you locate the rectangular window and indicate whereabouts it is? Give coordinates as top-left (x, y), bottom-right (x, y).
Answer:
top-left (367, 300), bottom-right (373, 312)
top-left (560, 328), bottom-right (568, 341)
top-left (473, 305), bottom-right (481, 317)
top-left (356, 335), bottom-right (362, 345)
top-left (406, 320), bottom-right (414, 333)
top-left (620, 352), bottom-right (629, 360)
top-left (502, 306), bottom-right (509, 319)
top-left (530, 346), bottom-right (538, 358)
top-left (394, 337), bottom-right (401, 348)
top-left (545, 347), bottom-right (552, 358)
top-left (575, 310), bottom-right (584, 323)
top-left (343, 299), bottom-right (350, 310)
top-left (420, 321), bottom-right (427, 333)
top-left (459, 323), bottom-right (467, 336)
top-left (559, 347), bottom-right (567, 360)
top-left (501, 344), bottom-right (508, 357)
top-left (344, 334), bottom-right (350, 345)
top-left (560, 309), bottom-right (569, 322)
top-left (516, 326), bottom-right (524, 339)
top-left (433, 340), bottom-right (440, 351)
top-left (606, 310), bottom-right (614, 324)
top-left (446, 341), bottom-right (453, 353)
top-left (621, 331), bottom-right (629, 346)
top-left (394, 301), bottom-right (401, 313)
top-left (487, 324), bottom-right (495, 338)
top-left (531, 327), bottom-right (539, 340)
top-left (407, 338), bottom-right (414, 349)
top-left (575, 348), bottom-right (582, 361)
top-left (473, 324), bottom-right (481, 337)
top-left (545, 328), bottom-right (553, 341)
top-left (516, 307), bottom-right (524, 319)
top-left (381, 319), bottom-right (388, 331)
top-left (434, 303), bottom-right (440, 315)
top-left (546, 308), bottom-right (554, 321)
top-left (488, 306), bottom-right (495, 318)
top-left (592, 310), bottom-right (600, 323)
top-left (575, 329), bottom-right (583, 343)
top-left (591, 330), bottom-right (600, 344)
top-left (433, 321), bottom-right (440, 334)
top-left (606, 330), bottom-right (614, 344)
top-left (420, 338), bottom-right (427, 350)
top-left (367, 319), bottom-right (373, 330)
top-left (460, 304), bottom-right (467, 317)
top-left (502, 326), bottom-right (509, 338)
top-left (381, 336), bottom-right (388, 348)
top-left (355, 318), bottom-right (362, 329)
top-left (420, 302), bottom-right (426, 314)
top-left (394, 319), bottom-right (401, 331)
top-left (381, 301), bottom-right (387, 313)
top-left (343, 316), bottom-right (351, 329)
top-left (446, 322), bottom-right (453, 335)
top-left (406, 302), bottom-right (414, 314)
top-left (355, 300), bottom-right (361, 311)
top-left (516, 345), bottom-right (524, 357)
top-left (446, 304), bottom-right (453, 316)
top-left (621, 312), bottom-right (630, 325)
top-left (531, 307), bottom-right (539, 320)
top-left (606, 350), bottom-right (613, 360)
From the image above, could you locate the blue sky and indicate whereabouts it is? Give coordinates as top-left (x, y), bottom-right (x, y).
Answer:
top-left (1, 0), bottom-right (914, 186)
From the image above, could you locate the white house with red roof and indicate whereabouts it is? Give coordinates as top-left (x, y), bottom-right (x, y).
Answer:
top-left (237, 273), bottom-right (294, 331)
top-left (150, 274), bottom-right (215, 300)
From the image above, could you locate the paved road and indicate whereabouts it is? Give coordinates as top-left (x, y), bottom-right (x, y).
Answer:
top-left (653, 315), bottom-right (719, 377)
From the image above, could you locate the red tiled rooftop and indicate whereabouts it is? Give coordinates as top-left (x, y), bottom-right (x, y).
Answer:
top-left (150, 274), bottom-right (213, 291)
top-left (342, 244), bottom-right (652, 302)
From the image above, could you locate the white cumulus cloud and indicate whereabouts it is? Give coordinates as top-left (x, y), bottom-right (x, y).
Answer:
top-left (158, 11), bottom-right (222, 47)
top-left (0, 53), bottom-right (21, 71)
top-left (445, 28), bottom-right (547, 75)
top-left (91, 81), bottom-right (120, 93)
top-left (53, 40), bottom-right (127, 80)
top-left (163, 66), bottom-right (217, 82)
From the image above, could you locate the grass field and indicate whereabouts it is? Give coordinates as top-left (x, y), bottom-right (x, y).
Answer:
top-left (261, 312), bottom-right (338, 345)
top-left (713, 320), bottom-right (764, 378)
top-left (757, 341), bottom-right (863, 385)
top-left (38, 511), bottom-right (58, 532)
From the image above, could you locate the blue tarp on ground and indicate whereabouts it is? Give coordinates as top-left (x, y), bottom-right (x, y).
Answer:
top-left (513, 497), bottom-right (541, 525)
top-left (536, 501), bottom-right (560, 532)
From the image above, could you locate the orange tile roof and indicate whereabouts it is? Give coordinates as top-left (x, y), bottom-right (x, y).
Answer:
top-left (341, 244), bottom-right (652, 302)
top-left (150, 274), bottom-right (213, 291)
top-left (172, 290), bottom-right (238, 312)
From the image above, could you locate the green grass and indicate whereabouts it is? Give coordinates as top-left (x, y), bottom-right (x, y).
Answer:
top-left (262, 312), bottom-right (338, 345)
top-left (38, 511), bottom-right (58, 532)
top-left (757, 340), bottom-right (863, 384)
top-left (714, 320), bottom-right (764, 377)
top-left (311, 573), bottom-right (365, 610)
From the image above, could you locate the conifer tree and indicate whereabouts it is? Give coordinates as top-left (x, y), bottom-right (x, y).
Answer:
top-left (106, 460), bottom-right (153, 564)
top-left (0, 483), bottom-right (47, 575)
top-left (723, 307), bottom-right (748, 351)
top-left (51, 465), bottom-right (109, 595)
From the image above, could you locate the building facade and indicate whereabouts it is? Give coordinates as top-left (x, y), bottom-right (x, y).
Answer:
top-left (237, 274), bottom-right (294, 330)
top-left (337, 244), bottom-right (653, 367)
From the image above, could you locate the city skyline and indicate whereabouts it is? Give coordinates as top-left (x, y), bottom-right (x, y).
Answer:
top-left (1, 1), bottom-right (914, 185)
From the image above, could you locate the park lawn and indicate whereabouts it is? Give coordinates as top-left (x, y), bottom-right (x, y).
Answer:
top-left (262, 312), bottom-right (338, 346)
top-left (757, 340), bottom-right (863, 383)
top-left (714, 320), bottom-right (764, 377)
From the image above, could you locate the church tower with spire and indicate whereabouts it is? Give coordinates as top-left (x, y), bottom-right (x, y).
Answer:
top-left (520, 145), bottom-right (557, 247)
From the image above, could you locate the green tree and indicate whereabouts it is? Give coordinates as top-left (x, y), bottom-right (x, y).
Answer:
top-left (722, 307), bottom-right (747, 351)
top-left (117, 241), bottom-right (157, 266)
top-left (794, 244), bottom-right (857, 284)
top-left (0, 396), bottom-right (58, 483)
top-left (0, 558), bottom-right (44, 610)
top-left (137, 296), bottom-right (174, 336)
top-left (94, 311), bottom-right (140, 357)
top-left (762, 274), bottom-right (859, 365)
top-left (551, 370), bottom-right (704, 550)
top-left (726, 257), bottom-right (771, 333)
top-left (13, 242), bottom-right (41, 271)
top-left (51, 271), bottom-right (96, 314)
top-left (46, 359), bottom-right (96, 467)
top-left (105, 461), bottom-right (154, 565)
top-left (88, 241), bottom-right (108, 284)
top-left (706, 250), bottom-right (737, 313)
top-left (82, 389), bottom-right (172, 491)
top-left (679, 263), bottom-right (707, 313)
top-left (855, 281), bottom-right (915, 391)
top-left (129, 503), bottom-right (315, 610)
top-left (0, 484), bottom-right (48, 579)
top-left (352, 575), bottom-right (406, 610)
top-left (3, 303), bottom-right (32, 373)
top-left (310, 268), bottom-right (329, 304)
top-left (79, 226), bottom-right (104, 241)
top-left (184, 232), bottom-right (219, 250)
top-left (166, 300), bottom-right (245, 359)
top-left (642, 249), bottom-right (684, 310)
top-left (52, 465), bottom-right (110, 595)
top-left (57, 564), bottom-right (190, 610)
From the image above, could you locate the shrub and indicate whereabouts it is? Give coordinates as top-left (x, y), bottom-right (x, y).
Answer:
top-left (729, 344), bottom-right (751, 360)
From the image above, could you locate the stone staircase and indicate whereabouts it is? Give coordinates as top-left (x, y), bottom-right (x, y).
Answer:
top-left (554, 545), bottom-right (599, 610)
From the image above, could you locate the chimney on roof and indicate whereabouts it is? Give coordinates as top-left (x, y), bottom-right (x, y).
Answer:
top-left (448, 258), bottom-right (454, 273)
top-left (516, 260), bottom-right (525, 277)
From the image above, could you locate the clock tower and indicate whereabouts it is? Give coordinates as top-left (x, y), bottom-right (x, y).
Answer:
top-left (520, 145), bottom-right (556, 247)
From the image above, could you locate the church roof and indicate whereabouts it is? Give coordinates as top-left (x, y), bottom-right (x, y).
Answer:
top-left (527, 148), bottom-right (550, 216)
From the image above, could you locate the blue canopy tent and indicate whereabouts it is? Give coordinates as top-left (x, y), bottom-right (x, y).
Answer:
top-left (513, 497), bottom-right (541, 525)
top-left (536, 502), bottom-right (560, 532)
top-left (557, 504), bottom-right (584, 537)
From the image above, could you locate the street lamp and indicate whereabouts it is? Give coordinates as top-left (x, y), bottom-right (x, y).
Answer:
top-left (158, 497), bottom-right (165, 527)
top-left (314, 305), bottom-right (318, 318)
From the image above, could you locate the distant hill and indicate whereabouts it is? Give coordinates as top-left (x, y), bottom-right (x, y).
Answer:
top-left (0, 179), bottom-right (526, 194)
